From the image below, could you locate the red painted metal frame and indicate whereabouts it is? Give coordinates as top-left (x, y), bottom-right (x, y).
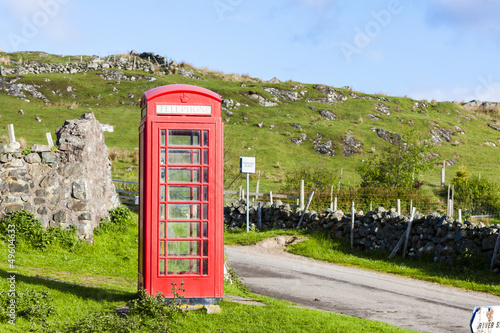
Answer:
top-left (139, 84), bottom-right (224, 300)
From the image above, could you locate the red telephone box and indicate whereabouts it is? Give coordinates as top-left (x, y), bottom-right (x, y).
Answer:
top-left (138, 84), bottom-right (224, 304)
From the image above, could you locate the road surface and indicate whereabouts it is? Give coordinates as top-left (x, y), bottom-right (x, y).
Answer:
top-left (225, 243), bottom-right (500, 333)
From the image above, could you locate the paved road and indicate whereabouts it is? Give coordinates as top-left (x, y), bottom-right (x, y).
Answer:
top-left (225, 245), bottom-right (500, 333)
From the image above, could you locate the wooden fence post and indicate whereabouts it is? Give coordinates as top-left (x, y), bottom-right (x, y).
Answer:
top-left (390, 207), bottom-right (416, 259)
top-left (297, 191), bottom-right (314, 229)
top-left (330, 185), bottom-right (334, 210)
top-left (402, 207), bottom-right (417, 258)
top-left (254, 178), bottom-right (260, 202)
top-left (269, 191), bottom-right (273, 204)
top-left (258, 202), bottom-right (262, 229)
top-left (397, 199), bottom-right (401, 216)
top-left (458, 209), bottom-right (462, 223)
top-left (46, 132), bottom-right (54, 148)
top-left (333, 197), bottom-right (337, 211)
top-left (351, 202), bottom-right (355, 250)
top-left (491, 232), bottom-right (500, 270)
top-left (299, 180), bottom-right (305, 210)
top-left (8, 124), bottom-right (15, 143)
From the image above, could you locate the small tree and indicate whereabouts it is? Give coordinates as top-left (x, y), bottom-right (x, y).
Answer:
top-left (357, 130), bottom-right (433, 188)
top-left (452, 166), bottom-right (500, 215)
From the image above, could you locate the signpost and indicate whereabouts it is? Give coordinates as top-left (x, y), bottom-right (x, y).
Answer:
top-left (471, 306), bottom-right (500, 332)
top-left (240, 157), bottom-right (256, 233)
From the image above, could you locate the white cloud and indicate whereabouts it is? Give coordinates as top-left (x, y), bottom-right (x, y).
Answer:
top-left (427, 0), bottom-right (500, 34)
top-left (2, 0), bottom-right (41, 19)
top-left (2, 0), bottom-right (75, 49)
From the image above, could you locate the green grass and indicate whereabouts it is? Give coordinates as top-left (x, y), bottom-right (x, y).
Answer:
top-left (0, 211), bottom-right (417, 332)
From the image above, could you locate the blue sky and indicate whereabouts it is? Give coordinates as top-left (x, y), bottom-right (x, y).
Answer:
top-left (1, 0), bottom-right (500, 102)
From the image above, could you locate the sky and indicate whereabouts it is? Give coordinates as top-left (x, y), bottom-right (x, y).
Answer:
top-left (1, 0), bottom-right (500, 102)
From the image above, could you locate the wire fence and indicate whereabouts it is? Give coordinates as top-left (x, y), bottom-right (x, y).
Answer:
top-left (113, 180), bottom-right (500, 219)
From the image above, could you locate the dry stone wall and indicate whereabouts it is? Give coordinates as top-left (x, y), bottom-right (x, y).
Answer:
top-left (225, 200), bottom-right (500, 268)
top-left (0, 112), bottom-right (119, 240)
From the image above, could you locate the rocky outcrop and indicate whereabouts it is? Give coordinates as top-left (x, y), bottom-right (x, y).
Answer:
top-left (342, 135), bottom-right (363, 157)
top-left (262, 87), bottom-right (301, 102)
top-left (313, 134), bottom-right (335, 156)
top-left (375, 128), bottom-right (403, 144)
top-left (0, 112), bottom-right (119, 240)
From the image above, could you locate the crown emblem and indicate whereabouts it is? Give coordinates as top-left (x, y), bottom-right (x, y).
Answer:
top-left (180, 93), bottom-right (189, 103)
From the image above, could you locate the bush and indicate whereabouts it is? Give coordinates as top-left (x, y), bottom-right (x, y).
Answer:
top-left (95, 206), bottom-right (134, 235)
top-left (452, 166), bottom-right (500, 216)
top-left (0, 210), bottom-right (81, 250)
top-left (0, 290), bottom-right (55, 324)
top-left (64, 288), bottom-right (182, 333)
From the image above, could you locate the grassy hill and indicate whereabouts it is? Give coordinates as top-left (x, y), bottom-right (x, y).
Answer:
top-left (1, 51), bottom-right (499, 195)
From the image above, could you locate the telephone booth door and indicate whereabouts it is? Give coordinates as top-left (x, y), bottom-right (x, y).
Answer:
top-left (152, 123), bottom-right (217, 297)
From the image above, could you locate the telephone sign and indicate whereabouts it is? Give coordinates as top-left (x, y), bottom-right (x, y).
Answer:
top-left (138, 84), bottom-right (224, 304)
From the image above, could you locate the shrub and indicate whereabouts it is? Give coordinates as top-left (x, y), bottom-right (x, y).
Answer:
top-left (95, 206), bottom-right (134, 234)
top-left (452, 166), bottom-right (500, 216)
top-left (0, 290), bottom-right (55, 323)
top-left (0, 210), bottom-right (81, 250)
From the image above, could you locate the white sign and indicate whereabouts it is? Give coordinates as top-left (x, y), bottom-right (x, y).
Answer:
top-left (471, 306), bottom-right (500, 332)
top-left (157, 105), bottom-right (212, 115)
top-left (240, 157), bottom-right (256, 174)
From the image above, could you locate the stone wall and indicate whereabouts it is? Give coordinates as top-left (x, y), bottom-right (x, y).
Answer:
top-left (0, 112), bottom-right (120, 240)
top-left (225, 200), bottom-right (500, 268)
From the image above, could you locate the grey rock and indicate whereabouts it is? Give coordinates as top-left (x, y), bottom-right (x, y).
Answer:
top-left (25, 153), bottom-right (41, 163)
top-left (41, 152), bottom-right (58, 164)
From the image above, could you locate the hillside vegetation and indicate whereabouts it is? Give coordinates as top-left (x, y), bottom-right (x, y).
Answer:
top-left (1, 51), bottom-right (499, 196)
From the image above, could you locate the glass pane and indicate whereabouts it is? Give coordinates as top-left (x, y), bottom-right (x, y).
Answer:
top-left (167, 259), bottom-right (200, 275)
top-left (168, 186), bottom-right (199, 201)
top-left (160, 259), bottom-right (165, 275)
top-left (202, 259), bottom-right (208, 275)
top-left (203, 240), bottom-right (208, 256)
top-left (160, 148), bottom-right (166, 164)
top-left (160, 222), bottom-right (165, 238)
top-left (203, 167), bottom-right (209, 183)
top-left (161, 130), bottom-right (166, 146)
top-left (203, 204), bottom-right (208, 220)
top-left (168, 204), bottom-right (200, 220)
top-left (203, 186), bottom-right (208, 201)
top-left (203, 149), bottom-right (208, 165)
top-left (168, 222), bottom-right (200, 238)
top-left (203, 222), bottom-right (208, 238)
top-left (160, 167), bottom-right (166, 183)
top-left (169, 130), bottom-right (200, 146)
top-left (168, 241), bottom-right (200, 256)
top-left (160, 185), bottom-right (165, 201)
top-left (168, 168), bottom-right (200, 183)
top-left (203, 131), bottom-right (209, 147)
top-left (168, 149), bottom-right (200, 165)
top-left (160, 204), bottom-right (165, 219)
top-left (160, 240), bottom-right (165, 256)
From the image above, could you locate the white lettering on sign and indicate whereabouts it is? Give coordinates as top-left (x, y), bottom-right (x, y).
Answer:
top-left (240, 156), bottom-right (256, 174)
top-left (157, 105), bottom-right (212, 115)
top-left (471, 306), bottom-right (500, 332)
